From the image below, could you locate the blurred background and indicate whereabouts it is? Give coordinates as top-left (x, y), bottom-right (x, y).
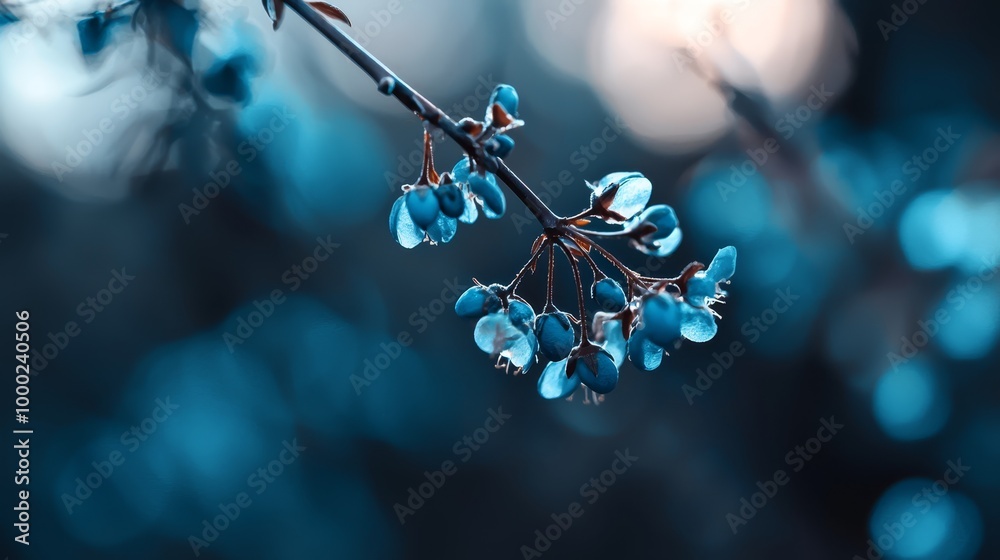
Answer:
top-left (1, 0), bottom-right (998, 558)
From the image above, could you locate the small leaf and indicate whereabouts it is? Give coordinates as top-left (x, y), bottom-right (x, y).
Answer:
top-left (308, 2), bottom-right (351, 25)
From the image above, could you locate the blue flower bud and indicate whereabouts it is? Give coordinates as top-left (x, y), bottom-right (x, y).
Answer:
top-left (435, 182), bottom-right (466, 218)
top-left (535, 312), bottom-right (575, 361)
top-left (592, 278), bottom-right (627, 312)
top-left (537, 359), bottom-right (580, 400)
top-left (405, 187), bottom-right (441, 230)
top-left (489, 84), bottom-right (519, 117)
top-left (455, 285), bottom-right (502, 318)
top-left (572, 347), bottom-right (619, 394)
top-left (639, 293), bottom-right (682, 348)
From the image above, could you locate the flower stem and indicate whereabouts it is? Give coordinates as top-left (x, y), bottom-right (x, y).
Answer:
top-left (284, 0), bottom-right (559, 228)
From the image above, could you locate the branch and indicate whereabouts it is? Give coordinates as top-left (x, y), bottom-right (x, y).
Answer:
top-left (283, 0), bottom-right (559, 229)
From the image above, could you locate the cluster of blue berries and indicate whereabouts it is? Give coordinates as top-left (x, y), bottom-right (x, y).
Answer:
top-left (455, 245), bottom-right (735, 400)
top-left (390, 85), bottom-right (522, 248)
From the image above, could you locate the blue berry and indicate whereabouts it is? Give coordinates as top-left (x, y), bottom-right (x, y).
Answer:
top-left (485, 134), bottom-right (515, 159)
top-left (627, 330), bottom-right (664, 371)
top-left (537, 359), bottom-right (580, 400)
top-left (590, 172), bottom-right (651, 223)
top-left (508, 299), bottom-right (535, 332)
top-left (572, 347), bottom-right (619, 394)
top-left (455, 285), bottom-right (502, 318)
top-left (389, 195), bottom-right (424, 249)
top-left (535, 312), bottom-right (575, 361)
top-left (593, 278), bottom-right (627, 312)
top-left (405, 187), bottom-right (441, 230)
top-left (469, 173), bottom-right (506, 218)
top-left (435, 183), bottom-right (466, 218)
top-left (627, 205), bottom-right (682, 257)
top-left (640, 293), bottom-right (682, 348)
top-left (489, 84), bottom-right (519, 118)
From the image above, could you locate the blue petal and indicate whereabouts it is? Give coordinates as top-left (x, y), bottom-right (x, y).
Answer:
top-left (505, 331), bottom-right (537, 371)
top-left (537, 360), bottom-right (580, 399)
top-left (706, 246), bottom-right (738, 282)
top-left (451, 157), bottom-right (472, 183)
top-left (426, 213), bottom-right (457, 244)
top-left (649, 228), bottom-right (683, 257)
top-left (507, 300), bottom-right (535, 332)
top-left (489, 84), bottom-right (520, 117)
top-left (593, 172), bottom-right (651, 223)
top-left (459, 188), bottom-right (479, 224)
top-left (627, 331), bottom-right (663, 371)
top-left (628, 205), bottom-right (682, 257)
top-left (600, 320), bottom-right (627, 368)
top-left (474, 314), bottom-right (520, 355)
top-left (680, 305), bottom-right (718, 343)
top-left (389, 196), bottom-right (424, 249)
